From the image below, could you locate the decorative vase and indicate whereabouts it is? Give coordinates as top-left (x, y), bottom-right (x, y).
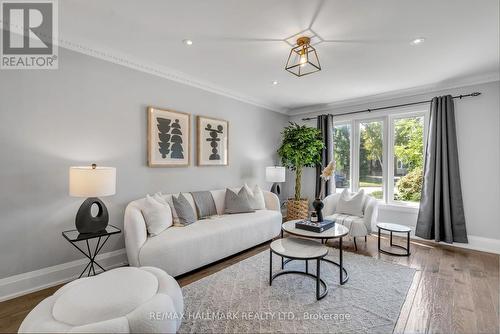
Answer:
top-left (286, 199), bottom-right (309, 220)
top-left (312, 197), bottom-right (324, 222)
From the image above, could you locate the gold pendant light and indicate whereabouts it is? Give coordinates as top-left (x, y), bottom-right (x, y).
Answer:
top-left (285, 36), bottom-right (321, 77)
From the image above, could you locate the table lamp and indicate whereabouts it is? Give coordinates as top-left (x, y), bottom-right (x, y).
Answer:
top-left (69, 164), bottom-right (116, 234)
top-left (266, 166), bottom-right (286, 196)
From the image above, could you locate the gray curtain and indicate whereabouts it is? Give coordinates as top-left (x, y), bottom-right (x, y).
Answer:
top-left (315, 114), bottom-right (334, 198)
top-left (416, 95), bottom-right (468, 243)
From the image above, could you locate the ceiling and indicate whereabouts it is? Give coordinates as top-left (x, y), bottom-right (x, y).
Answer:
top-left (59, 0), bottom-right (500, 113)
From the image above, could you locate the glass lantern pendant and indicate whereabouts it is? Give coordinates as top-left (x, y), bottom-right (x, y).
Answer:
top-left (285, 36), bottom-right (321, 77)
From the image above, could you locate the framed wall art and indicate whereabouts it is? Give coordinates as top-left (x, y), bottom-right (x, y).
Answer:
top-left (148, 107), bottom-right (191, 167)
top-left (197, 116), bottom-right (228, 166)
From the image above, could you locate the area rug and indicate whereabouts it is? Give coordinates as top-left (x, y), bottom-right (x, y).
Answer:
top-left (179, 247), bottom-right (416, 333)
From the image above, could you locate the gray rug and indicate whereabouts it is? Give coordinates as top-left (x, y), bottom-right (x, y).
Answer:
top-left (180, 247), bottom-right (415, 333)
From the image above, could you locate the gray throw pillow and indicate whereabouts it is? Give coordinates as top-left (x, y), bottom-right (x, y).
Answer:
top-left (224, 187), bottom-right (255, 214)
top-left (172, 193), bottom-right (197, 226)
top-left (191, 191), bottom-right (217, 219)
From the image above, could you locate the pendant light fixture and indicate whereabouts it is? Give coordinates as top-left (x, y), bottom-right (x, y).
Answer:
top-left (285, 36), bottom-right (321, 77)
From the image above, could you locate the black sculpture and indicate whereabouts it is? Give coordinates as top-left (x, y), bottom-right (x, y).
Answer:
top-left (205, 124), bottom-right (223, 160)
top-left (312, 198), bottom-right (324, 222)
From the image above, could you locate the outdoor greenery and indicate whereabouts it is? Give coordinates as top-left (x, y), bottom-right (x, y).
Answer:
top-left (278, 122), bottom-right (324, 201)
top-left (393, 117), bottom-right (424, 201)
top-left (359, 121), bottom-right (383, 194)
top-left (395, 167), bottom-right (423, 201)
top-left (334, 117), bottom-right (424, 202)
top-left (361, 122), bottom-right (383, 169)
top-left (333, 125), bottom-right (350, 184)
top-left (394, 118), bottom-right (424, 170)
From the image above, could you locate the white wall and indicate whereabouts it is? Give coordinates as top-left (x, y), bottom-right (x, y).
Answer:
top-left (287, 81), bottom-right (500, 250)
top-left (0, 48), bottom-right (287, 280)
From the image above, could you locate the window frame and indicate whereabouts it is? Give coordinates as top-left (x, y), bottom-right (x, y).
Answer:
top-left (333, 105), bottom-right (429, 208)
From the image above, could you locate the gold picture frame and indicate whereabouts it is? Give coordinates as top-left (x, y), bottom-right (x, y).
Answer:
top-left (148, 107), bottom-right (191, 167)
top-left (196, 116), bottom-right (228, 166)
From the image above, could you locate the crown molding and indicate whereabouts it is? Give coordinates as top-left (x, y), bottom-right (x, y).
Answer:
top-left (5, 27), bottom-right (497, 117)
top-left (287, 72), bottom-right (500, 116)
top-left (56, 39), bottom-right (288, 115)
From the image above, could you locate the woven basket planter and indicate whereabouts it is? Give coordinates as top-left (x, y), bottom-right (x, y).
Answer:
top-left (286, 199), bottom-right (309, 221)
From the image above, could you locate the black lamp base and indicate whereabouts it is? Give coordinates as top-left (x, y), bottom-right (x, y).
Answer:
top-left (76, 197), bottom-right (109, 234)
top-left (270, 183), bottom-right (281, 196)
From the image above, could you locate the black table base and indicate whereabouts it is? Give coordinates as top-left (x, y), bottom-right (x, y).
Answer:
top-left (270, 250), bottom-right (328, 300)
top-left (67, 235), bottom-right (111, 278)
top-left (280, 232), bottom-right (349, 285)
top-left (378, 228), bottom-right (411, 256)
top-left (62, 225), bottom-right (121, 278)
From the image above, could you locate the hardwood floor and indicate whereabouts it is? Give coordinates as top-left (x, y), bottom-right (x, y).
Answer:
top-left (1, 234), bottom-right (498, 333)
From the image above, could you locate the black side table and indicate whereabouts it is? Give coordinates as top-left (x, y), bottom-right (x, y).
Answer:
top-left (62, 225), bottom-right (121, 278)
top-left (377, 222), bottom-right (411, 256)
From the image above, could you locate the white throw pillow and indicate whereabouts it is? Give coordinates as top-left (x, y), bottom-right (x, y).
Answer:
top-left (244, 183), bottom-right (266, 210)
top-left (141, 194), bottom-right (172, 236)
top-left (335, 189), bottom-right (365, 217)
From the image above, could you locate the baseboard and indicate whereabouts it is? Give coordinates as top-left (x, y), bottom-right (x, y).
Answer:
top-left (0, 249), bottom-right (128, 302)
top-left (377, 229), bottom-right (500, 255)
top-left (437, 235), bottom-right (500, 255)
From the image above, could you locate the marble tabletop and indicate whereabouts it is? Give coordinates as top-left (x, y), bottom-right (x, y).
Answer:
top-left (270, 237), bottom-right (328, 259)
top-left (376, 222), bottom-right (412, 233)
top-left (282, 220), bottom-right (349, 239)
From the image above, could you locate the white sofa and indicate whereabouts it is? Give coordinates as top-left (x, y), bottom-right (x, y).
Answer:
top-left (124, 189), bottom-right (282, 277)
top-left (322, 192), bottom-right (379, 250)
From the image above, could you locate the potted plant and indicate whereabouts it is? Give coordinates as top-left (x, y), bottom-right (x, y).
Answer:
top-left (278, 122), bottom-right (324, 220)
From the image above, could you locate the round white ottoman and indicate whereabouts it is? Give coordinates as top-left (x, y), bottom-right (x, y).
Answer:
top-left (19, 267), bottom-right (183, 333)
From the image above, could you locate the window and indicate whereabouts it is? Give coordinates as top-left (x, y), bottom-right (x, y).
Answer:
top-left (391, 116), bottom-right (424, 203)
top-left (333, 108), bottom-right (427, 207)
top-left (333, 123), bottom-right (351, 193)
top-left (359, 120), bottom-right (384, 199)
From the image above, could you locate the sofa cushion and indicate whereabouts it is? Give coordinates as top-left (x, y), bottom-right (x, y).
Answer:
top-left (224, 187), bottom-right (254, 214)
top-left (244, 184), bottom-right (266, 210)
top-left (160, 192), bottom-right (197, 225)
top-left (172, 193), bottom-right (197, 226)
top-left (191, 191), bottom-right (217, 219)
top-left (141, 194), bottom-right (172, 236)
top-left (210, 189), bottom-right (226, 215)
top-left (336, 188), bottom-right (365, 217)
top-left (139, 210), bottom-right (282, 277)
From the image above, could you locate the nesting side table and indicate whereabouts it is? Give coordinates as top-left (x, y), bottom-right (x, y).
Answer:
top-left (377, 222), bottom-right (411, 256)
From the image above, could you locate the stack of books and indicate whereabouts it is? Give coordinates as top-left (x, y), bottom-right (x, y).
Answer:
top-left (295, 219), bottom-right (335, 233)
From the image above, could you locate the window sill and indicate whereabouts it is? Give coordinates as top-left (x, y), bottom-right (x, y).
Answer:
top-left (378, 203), bottom-right (419, 213)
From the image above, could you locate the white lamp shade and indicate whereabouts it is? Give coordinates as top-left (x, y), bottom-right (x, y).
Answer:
top-left (266, 166), bottom-right (286, 183)
top-left (69, 166), bottom-right (116, 197)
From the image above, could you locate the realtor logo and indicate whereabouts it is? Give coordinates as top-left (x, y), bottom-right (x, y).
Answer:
top-left (1, 0), bottom-right (58, 69)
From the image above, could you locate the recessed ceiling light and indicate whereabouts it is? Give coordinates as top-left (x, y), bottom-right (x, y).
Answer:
top-left (183, 39), bottom-right (193, 46)
top-left (410, 37), bottom-right (425, 45)
top-left (272, 80), bottom-right (279, 85)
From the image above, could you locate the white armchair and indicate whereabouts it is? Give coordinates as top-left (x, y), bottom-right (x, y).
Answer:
top-left (322, 192), bottom-right (379, 250)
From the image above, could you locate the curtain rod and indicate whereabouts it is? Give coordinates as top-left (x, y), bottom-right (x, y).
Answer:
top-left (301, 92), bottom-right (481, 120)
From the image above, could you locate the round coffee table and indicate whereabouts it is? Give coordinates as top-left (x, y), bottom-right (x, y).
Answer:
top-left (281, 220), bottom-right (350, 285)
top-left (269, 237), bottom-right (329, 300)
top-left (377, 222), bottom-right (411, 256)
